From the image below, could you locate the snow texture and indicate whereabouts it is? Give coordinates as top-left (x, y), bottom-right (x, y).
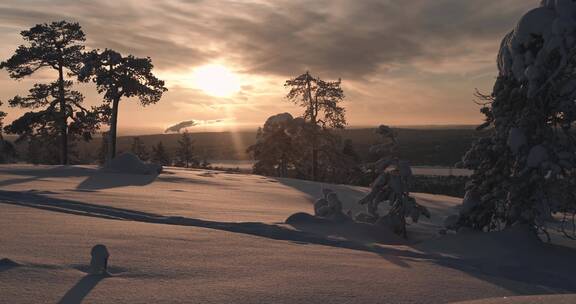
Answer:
top-left (104, 152), bottom-right (161, 175)
top-left (1, 165), bottom-right (576, 303)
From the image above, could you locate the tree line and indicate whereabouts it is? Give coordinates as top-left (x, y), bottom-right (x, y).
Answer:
top-left (114, 131), bottom-right (206, 169)
top-left (0, 21), bottom-right (167, 164)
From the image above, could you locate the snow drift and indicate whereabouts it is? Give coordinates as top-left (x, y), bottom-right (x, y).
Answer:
top-left (103, 152), bottom-right (162, 175)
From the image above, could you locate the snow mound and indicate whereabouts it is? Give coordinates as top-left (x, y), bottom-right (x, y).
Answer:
top-left (285, 212), bottom-right (332, 225)
top-left (0, 258), bottom-right (20, 268)
top-left (104, 152), bottom-right (162, 175)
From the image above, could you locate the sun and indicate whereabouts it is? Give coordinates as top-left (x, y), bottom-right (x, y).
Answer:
top-left (191, 64), bottom-right (241, 97)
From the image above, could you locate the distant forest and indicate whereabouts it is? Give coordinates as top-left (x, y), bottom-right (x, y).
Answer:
top-left (7, 127), bottom-right (485, 167)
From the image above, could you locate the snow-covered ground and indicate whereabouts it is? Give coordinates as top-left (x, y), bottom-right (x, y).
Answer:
top-left (1, 164), bottom-right (575, 304)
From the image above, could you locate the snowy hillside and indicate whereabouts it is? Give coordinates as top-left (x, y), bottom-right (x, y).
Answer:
top-left (1, 165), bottom-right (575, 304)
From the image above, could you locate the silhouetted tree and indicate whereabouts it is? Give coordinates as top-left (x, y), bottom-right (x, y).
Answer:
top-left (285, 71), bottom-right (346, 180)
top-left (97, 132), bottom-right (109, 165)
top-left (79, 49), bottom-right (167, 161)
top-left (319, 137), bottom-right (362, 183)
top-left (342, 139), bottom-right (360, 164)
top-left (0, 101), bottom-right (5, 140)
top-left (26, 138), bottom-right (41, 164)
top-left (1, 21), bottom-right (87, 164)
top-left (0, 101), bottom-right (15, 163)
top-left (131, 137), bottom-right (149, 161)
top-left (247, 113), bottom-right (305, 177)
top-left (176, 131), bottom-right (196, 168)
top-left (4, 81), bottom-right (102, 154)
top-left (151, 141), bottom-right (170, 166)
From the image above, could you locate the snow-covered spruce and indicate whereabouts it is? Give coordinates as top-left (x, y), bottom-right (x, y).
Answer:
top-left (357, 125), bottom-right (430, 237)
top-left (458, 1), bottom-right (576, 238)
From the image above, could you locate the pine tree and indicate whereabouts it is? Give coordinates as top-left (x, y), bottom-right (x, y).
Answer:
top-left (247, 113), bottom-right (303, 177)
top-left (285, 71), bottom-right (346, 180)
top-left (131, 137), bottom-right (149, 161)
top-left (356, 125), bottom-right (430, 237)
top-left (0, 101), bottom-right (15, 163)
top-left (97, 132), bottom-right (109, 165)
top-left (458, 2), bottom-right (576, 239)
top-left (79, 49), bottom-right (167, 160)
top-left (342, 139), bottom-right (361, 164)
top-left (0, 101), bottom-right (5, 140)
top-left (176, 131), bottom-right (196, 168)
top-left (1, 21), bottom-right (88, 164)
top-left (4, 81), bottom-right (102, 152)
top-left (151, 141), bottom-right (170, 166)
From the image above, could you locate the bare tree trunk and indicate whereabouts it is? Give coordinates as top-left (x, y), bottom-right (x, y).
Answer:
top-left (108, 97), bottom-right (120, 160)
top-left (57, 63), bottom-right (68, 165)
top-left (305, 74), bottom-right (319, 181)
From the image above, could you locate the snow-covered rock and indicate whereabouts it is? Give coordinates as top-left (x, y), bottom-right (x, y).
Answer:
top-left (90, 244), bottom-right (110, 275)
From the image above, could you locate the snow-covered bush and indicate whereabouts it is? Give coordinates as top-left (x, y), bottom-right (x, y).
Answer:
top-left (459, 1), bottom-right (576, 239)
top-left (313, 188), bottom-right (349, 222)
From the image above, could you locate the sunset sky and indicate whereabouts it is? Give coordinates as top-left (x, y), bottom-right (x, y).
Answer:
top-left (0, 0), bottom-right (535, 134)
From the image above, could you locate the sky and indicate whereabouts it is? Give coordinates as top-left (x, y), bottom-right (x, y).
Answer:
top-left (0, 0), bottom-right (536, 135)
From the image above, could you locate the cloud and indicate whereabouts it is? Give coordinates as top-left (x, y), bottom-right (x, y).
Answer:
top-left (164, 120), bottom-right (198, 133)
top-left (0, 0), bottom-right (533, 78)
top-left (0, 0), bottom-right (539, 130)
top-left (165, 118), bottom-right (225, 133)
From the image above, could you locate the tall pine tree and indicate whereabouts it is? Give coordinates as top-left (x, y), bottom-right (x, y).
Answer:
top-left (176, 131), bottom-right (196, 168)
top-left (79, 49), bottom-right (167, 161)
top-left (131, 137), bottom-right (149, 161)
top-left (151, 141), bottom-right (171, 166)
top-left (285, 71), bottom-right (346, 180)
top-left (1, 21), bottom-right (88, 164)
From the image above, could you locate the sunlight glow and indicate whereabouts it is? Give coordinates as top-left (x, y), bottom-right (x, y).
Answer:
top-left (191, 64), bottom-right (241, 97)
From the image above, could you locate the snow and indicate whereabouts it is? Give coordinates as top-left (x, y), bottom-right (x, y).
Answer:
top-left (499, 2), bottom-right (576, 97)
top-left (104, 152), bottom-right (161, 175)
top-left (507, 128), bottom-right (526, 154)
top-left (263, 112), bottom-right (293, 128)
top-left (1, 164), bottom-right (576, 303)
top-left (527, 145), bottom-right (548, 168)
top-left (453, 294), bottom-right (576, 304)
